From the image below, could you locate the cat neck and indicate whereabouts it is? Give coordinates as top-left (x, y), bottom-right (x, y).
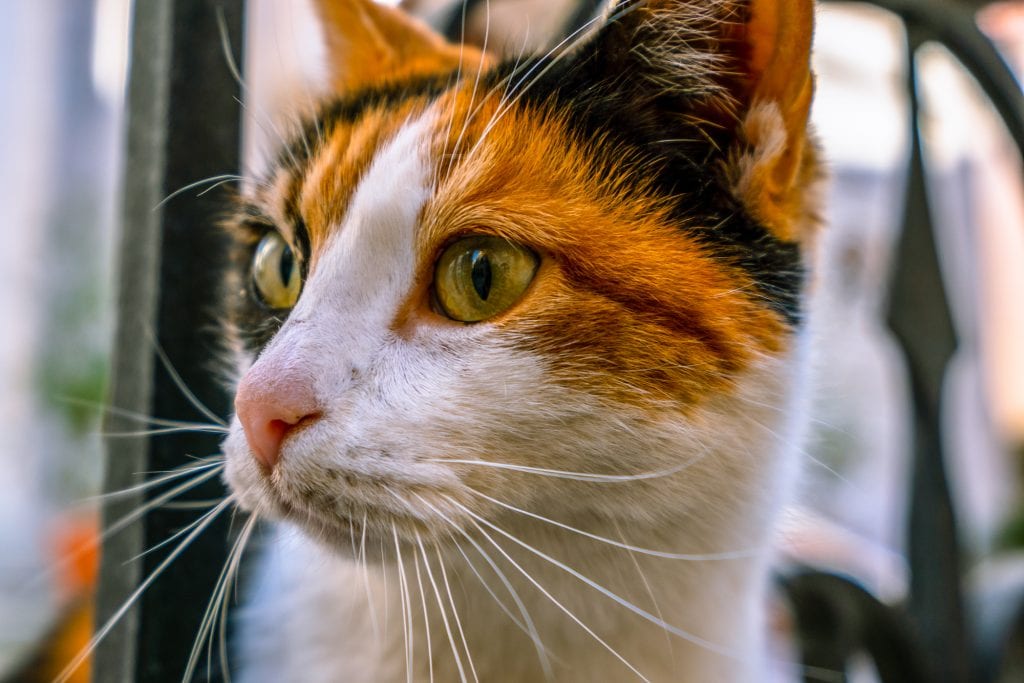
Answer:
top-left (400, 517), bottom-right (773, 683)
top-left (241, 512), bottom-right (775, 683)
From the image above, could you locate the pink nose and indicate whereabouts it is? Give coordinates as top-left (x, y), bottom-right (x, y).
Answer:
top-left (234, 371), bottom-right (321, 472)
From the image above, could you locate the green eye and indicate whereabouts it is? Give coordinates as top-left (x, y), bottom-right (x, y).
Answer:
top-left (252, 232), bottom-right (301, 309)
top-left (434, 235), bottom-right (539, 323)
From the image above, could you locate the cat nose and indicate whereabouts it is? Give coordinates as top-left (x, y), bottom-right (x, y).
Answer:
top-left (234, 373), bottom-right (321, 471)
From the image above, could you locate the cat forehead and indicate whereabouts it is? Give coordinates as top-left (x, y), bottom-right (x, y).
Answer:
top-left (259, 79), bottom-right (578, 256)
top-left (258, 77), bottom-right (678, 263)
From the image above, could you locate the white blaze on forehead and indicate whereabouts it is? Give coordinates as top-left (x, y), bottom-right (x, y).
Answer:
top-left (297, 115), bottom-right (432, 319)
top-left (253, 115), bottom-right (433, 390)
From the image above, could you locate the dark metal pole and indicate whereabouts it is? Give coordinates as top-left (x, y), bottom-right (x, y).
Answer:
top-left (94, 1), bottom-right (244, 681)
top-left (885, 25), bottom-right (969, 683)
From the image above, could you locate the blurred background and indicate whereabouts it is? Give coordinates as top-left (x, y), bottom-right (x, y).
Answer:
top-left (0, 0), bottom-right (1022, 681)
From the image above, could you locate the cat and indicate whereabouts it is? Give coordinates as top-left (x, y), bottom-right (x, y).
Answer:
top-left (221, 0), bottom-right (821, 680)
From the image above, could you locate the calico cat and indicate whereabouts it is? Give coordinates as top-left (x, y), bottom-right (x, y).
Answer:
top-left (222, 0), bottom-right (820, 680)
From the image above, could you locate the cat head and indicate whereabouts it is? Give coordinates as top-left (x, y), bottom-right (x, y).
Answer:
top-left (221, 0), bottom-right (820, 552)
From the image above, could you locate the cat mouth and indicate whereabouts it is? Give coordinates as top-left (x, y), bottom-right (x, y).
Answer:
top-left (259, 477), bottom-right (461, 551)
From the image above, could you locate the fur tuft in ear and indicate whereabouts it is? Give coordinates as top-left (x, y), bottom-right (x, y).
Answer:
top-left (554, 0), bottom-right (818, 242)
top-left (732, 0), bottom-right (816, 242)
top-left (637, 0), bottom-right (816, 241)
top-left (311, 0), bottom-right (490, 93)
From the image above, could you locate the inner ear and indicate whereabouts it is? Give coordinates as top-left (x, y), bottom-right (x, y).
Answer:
top-left (311, 0), bottom-right (492, 93)
top-left (554, 0), bottom-right (817, 242)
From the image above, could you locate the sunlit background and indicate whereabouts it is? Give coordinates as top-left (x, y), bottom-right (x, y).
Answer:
top-left (1, 0), bottom-right (1023, 680)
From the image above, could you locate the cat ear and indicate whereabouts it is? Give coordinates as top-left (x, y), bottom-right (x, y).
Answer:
top-left (310, 0), bottom-right (489, 93)
top-left (570, 0), bottom-right (817, 242)
top-left (727, 0), bottom-right (816, 242)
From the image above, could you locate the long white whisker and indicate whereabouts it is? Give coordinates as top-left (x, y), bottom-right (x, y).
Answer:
top-left (438, 0), bottom-right (470, 185)
top-left (434, 544), bottom-right (478, 683)
top-left (219, 514), bottom-right (258, 683)
top-left (183, 509), bottom-right (257, 682)
top-left (393, 524), bottom-right (414, 683)
top-left (216, 6), bottom-right (304, 169)
top-left (444, 0), bottom-right (493, 179)
top-left (54, 497), bottom-right (234, 683)
top-left (360, 511), bottom-right (380, 638)
top-left (26, 462), bottom-right (225, 595)
top-left (82, 457), bottom-right (224, 503)
top-left (417, 535), bottom-right (468, 683)
top-left (412, 494), bottom-right (552, 679)
top-left (468, 488), bottom-right (756, 560)
top-left (447, 496), bottom-right (742, 663)
top-left (411, 538), bottom-right (435, 683)
top-left (381, 538), bottom-right (390, 638)
top-left (102, 425), bottom-right (229, 438)
top-left (460, 509), bottom-right (650, 682)
top-left (449, 534), bottom-right (529, 635)
top-left (426, 458), bottom-right (692, 483)
top-left (59, 397), bottom-right (225, 432)
top-left (149, 333), bottom-right (228, 428)
top-left (162, 498), bottom-right (225, 510)
top-left (128, 493), bottom-right (231, 563)
top-left (614, 518), bottom-right (676, 670)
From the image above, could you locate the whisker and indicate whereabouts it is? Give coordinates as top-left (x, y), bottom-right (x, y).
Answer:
top-left (464, 6), bottom-right (628, 163)
top-left (417, 534), bottom-right (468, 683)
top-left (413, 494), bottom-right (553, 679)
top-left (393, 524), bottom-right (414, 683)
top-left (426, 458), bottom-right (694, 483)
top-left (183, 509), bottom-right (257, 682)
top-left (613, 518), bottom-right (676, 670)
top-left (411, 538), bottom-right (435, 683)
top-left (30, 463), bottom-right (226, 592)
top-left (59, 396), bottom-right (225, 432)
top-left (161, 498), bottom-right (225, 510)
top-left (216, 6), bottom-right (304, 170)
top-left (444, 0), bottom-right (493, 179)
top-left (467, 488), bottom-right (756, 561)
top-left (148, 331), bottom-right (228, 428)
top-left (460, 508), bottom-right (651, 682)
top-left (218, 514), bottom-right (259, 683)
top-left (102, 425), bottom-right (229, 438)
top-left (54, 497), bottom-right (234, 683)
top-left (381, 537), bottom-right (390, 639)
top-left (154, 174), bottom-right (245, 210)
top-left (446, 496), bottom-right (743, 663)
top-left (449, 534), bottom-right (529, 636)
top-left (438, 0), bottom-right (470, 185)
top-left (360, 511), bottom-right (380, 638)
top-left (435, 543), bottom-right (479, 683)
top-left (128, 494), bottom-right (231, 563)
top-left (82, 457), bottom-right (224, 503)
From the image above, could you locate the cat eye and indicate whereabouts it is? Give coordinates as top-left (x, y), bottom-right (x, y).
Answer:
top-left (252, 231), bottom-right (302, 309)
top-left (433, 235), bottom-right (539, 323)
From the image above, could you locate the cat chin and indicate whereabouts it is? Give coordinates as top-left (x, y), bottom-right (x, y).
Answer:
top-left (223, 446), bottom-right (463, 556)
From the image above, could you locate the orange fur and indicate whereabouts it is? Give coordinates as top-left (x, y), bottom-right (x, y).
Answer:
top-left (312, 0), bottom-right (491, 92)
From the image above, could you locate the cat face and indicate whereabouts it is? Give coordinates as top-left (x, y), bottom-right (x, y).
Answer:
top-left (221, 0), bottom-right (819, 553)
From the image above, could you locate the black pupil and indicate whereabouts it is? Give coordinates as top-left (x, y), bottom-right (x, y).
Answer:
top-left (470, 250), bottom-right (492, 301)
top-left (279, 244), bottom-right (294, 285)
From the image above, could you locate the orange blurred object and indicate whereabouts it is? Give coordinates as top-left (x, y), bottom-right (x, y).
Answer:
top-left (14, 513), bottom-right (99, 683)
